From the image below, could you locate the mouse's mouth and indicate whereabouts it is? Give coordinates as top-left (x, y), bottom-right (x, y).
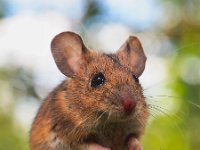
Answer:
top-left (102, 102), bottom-right (139, 121)
top-left (103, 88), bottom-right (143, 118)
top-left (94, 108), bottom-right (140, 126)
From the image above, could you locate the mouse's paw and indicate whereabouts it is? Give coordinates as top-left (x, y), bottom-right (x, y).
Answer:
top-left (127, 137), bottom-right (142, 150)
top-left (88, 143), bottom-right (111, 150)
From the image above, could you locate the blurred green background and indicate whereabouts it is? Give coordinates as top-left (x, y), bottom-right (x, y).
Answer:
top-left (0, 0), bottom-right (199, 150)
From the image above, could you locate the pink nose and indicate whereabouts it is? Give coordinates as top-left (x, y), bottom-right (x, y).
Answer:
top-left (122, 99), bottom-right (136, 111)
top-left (119, 92), bottom-right (136, 112)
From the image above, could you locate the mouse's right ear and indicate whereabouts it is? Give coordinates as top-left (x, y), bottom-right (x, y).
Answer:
top-left (116, 36), bottom-right (146, 77)
top-left (51, 31), bottom-right (88, 77)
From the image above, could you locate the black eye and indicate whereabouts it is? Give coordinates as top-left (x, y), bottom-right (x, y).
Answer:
top-left (91, 72), bottom-right (106, 88)
top-left (133, 75), bottom-right (139, 83)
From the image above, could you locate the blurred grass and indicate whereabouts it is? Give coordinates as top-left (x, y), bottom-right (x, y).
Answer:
top-left (0, 114), bottom-right (28, 150)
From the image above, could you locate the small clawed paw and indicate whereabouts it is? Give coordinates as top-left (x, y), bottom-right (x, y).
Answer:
top-left (127, 137), bottom-right (142, 150)
top-left (88, 143), bottom-right (110, 150)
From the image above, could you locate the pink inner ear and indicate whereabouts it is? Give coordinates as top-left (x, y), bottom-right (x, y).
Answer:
top-left (51, 31), bottom-right (88, 77)
top-left (68, 57), bottom-right (82, 75)
top-left (116, 36), bottom-right (146, 77)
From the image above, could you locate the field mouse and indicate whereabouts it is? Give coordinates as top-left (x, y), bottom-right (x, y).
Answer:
top-left (30, 31), bottom-right (148, 150)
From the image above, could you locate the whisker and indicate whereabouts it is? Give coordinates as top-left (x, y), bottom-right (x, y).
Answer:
top-left (149, 105), bottom-right (174, 118)
top-left (148, 103), bottom-right (184, 122)
top-left (145, 97), bottom-right (181, 114)
top-left (186, 100), bottom-right (200, 109)
top-left (148, 107), bottom-right (165, 119)
top-left (145, 94), bottom-right (200, 110)
top-left (149, 105), bottom-right (186, 140)
top-left (93, 110), bottom-right (107, 127)
top-left (143, 79), bottom-right (167, 91)
top-left (135, 114), bottom-right (145, 129)
top-left (173, 42), bottom-right (200, 52)
top-left (67, 112), bottom-right (94, 137)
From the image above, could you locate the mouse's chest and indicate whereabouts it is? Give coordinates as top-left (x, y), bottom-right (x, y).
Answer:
top-left (86, 121), bottom-right (136, 150)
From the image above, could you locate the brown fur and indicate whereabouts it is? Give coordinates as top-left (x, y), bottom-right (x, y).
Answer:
top-left (30, 32), bottom-right (148, 150)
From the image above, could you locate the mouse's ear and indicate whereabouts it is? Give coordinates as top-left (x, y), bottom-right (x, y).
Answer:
top-left (116, 36), bottom-right (146, 77)
top-left (51, 31), bottom-right (88, 77)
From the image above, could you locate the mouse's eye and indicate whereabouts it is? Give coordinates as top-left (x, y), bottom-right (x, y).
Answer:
top-left (132, 74), bottom-right (139, 83)
top-left (91, 72), bottom-right (106, 88)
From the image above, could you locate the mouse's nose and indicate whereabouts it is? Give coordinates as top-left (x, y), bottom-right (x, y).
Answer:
top-left (119, 91), bottom-right (136, 112)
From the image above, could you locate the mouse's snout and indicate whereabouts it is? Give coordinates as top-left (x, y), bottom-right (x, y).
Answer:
top-left (118, 91), bottom-right (136, 113)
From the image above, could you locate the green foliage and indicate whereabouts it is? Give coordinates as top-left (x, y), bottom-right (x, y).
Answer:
top-left (0, 114), bottom-right (28, 150)
top-left (0, 66), bottom-right (39, 150)
top-left (0, 66), bottom-right (40, 100)
top-left (168, 19), bottom-right (200, 150)
top-left (143, 117), bottom-right (189, 150)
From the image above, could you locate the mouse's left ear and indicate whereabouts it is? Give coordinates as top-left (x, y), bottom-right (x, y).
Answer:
top-left (51, 31), bottom-right (88, 77)
top-left (116, 36), bottom-right (146, 77)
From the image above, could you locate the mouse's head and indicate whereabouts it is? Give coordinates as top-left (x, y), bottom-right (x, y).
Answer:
top-left (51, 31), bottom-right (148, 124)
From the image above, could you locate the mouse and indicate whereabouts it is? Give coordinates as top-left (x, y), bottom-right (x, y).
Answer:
top-left (29, 31), bottom-right (148, 150)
